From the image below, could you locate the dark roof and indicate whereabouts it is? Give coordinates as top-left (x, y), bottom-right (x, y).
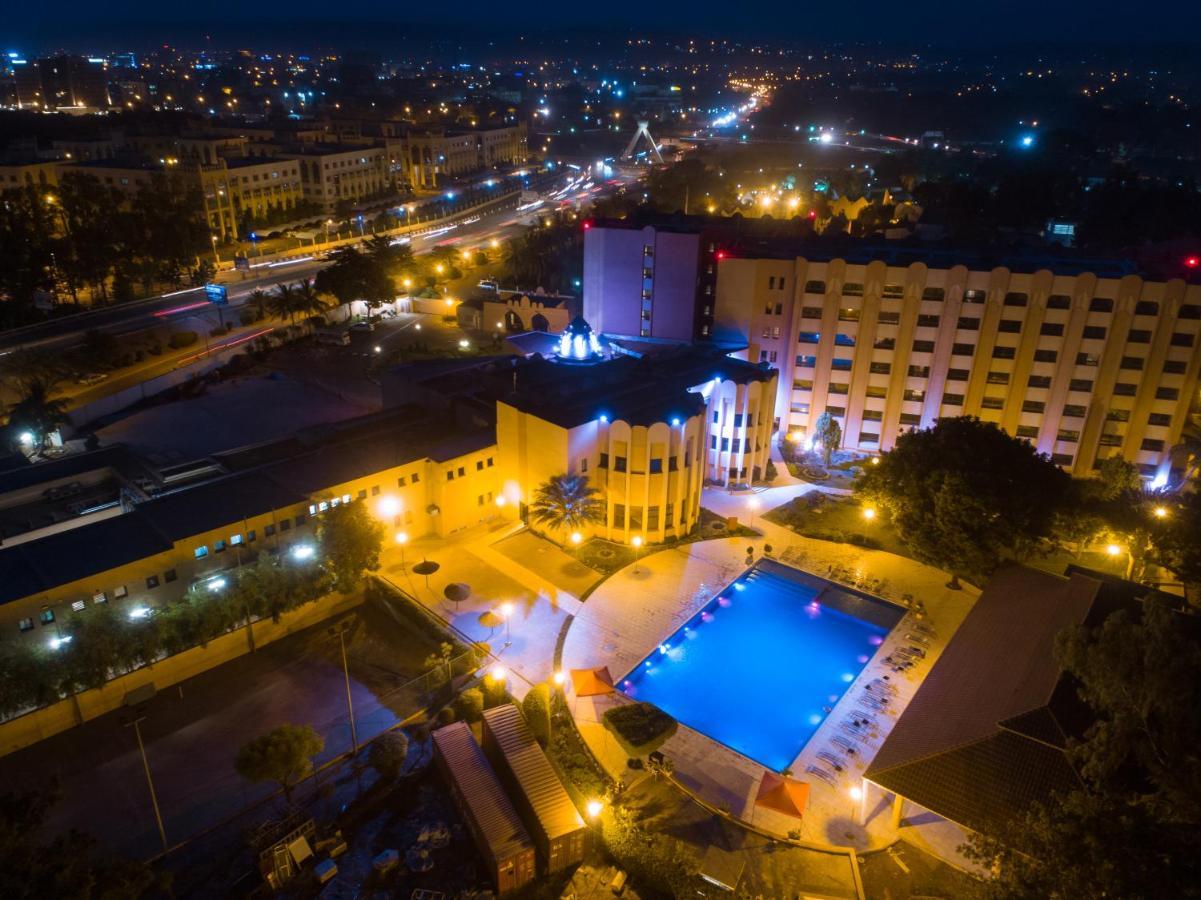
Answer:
top-left (592, 214), bottom-right (1142, 279)
top-left (139, 472), bottom-right (307, 540)
top-left (0, 512), bottom-right (173, 604)
top-left (864, 565), bottom-right (1101, 833)
top-left (0, 446), bottom-right (141, 495)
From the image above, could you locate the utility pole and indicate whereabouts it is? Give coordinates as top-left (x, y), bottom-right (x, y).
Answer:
top-left (333, 623), bottom-right (358, 755)
top-left (126, 716), bottom-right (168, 852)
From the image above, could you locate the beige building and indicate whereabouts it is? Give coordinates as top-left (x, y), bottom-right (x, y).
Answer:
top-left (716, 254), bottom-right (1201, 482)
top-left (293, 144), bottom-right (390, 212)
top-left (224, 156), bottom-right (305, 226)
top-left (0, 160), bottom-right (61, 192)
top-left (388, 124), bottom-right (528, 189)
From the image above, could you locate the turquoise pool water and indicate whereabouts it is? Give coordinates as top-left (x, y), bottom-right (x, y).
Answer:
top-left (620, 561), bottom-right (903, 771)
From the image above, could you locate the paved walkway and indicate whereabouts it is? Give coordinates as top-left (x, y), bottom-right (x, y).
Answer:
top-left (560, 482), bottom-right (980, 857)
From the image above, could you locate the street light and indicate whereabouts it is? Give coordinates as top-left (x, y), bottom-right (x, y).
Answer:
top-left (631, 534), bottom-right (644, 574)
top-left (552, 670), bottom-right (566, 687)
top-left (586, 798), bottom-right (604, 819)
top-left (500, 601), bottom-right (515, 646)
top-left (571, 531), bottom-right (583, 545)
top-left (746, 496), bottom-right (760, 524)
top-left (862, 507), bottom-right (877, 522)
top-left (395, 531), bottom-right (408, 568)
top-left (210, 233), bottom-right (220, 265)
top-left (489, 664), bottom-right (507, 684)
top-left (1105, 543), bottom-right (1123, 557)
top-left (1153, 505), bottom-right (1169, 519)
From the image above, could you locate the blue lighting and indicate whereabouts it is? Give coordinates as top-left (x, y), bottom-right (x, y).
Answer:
top-left (671, 417), bottom-right (680, 427)
top-left (1020, 134), bottom-right (1035, 148)
top-left (599, 414), bottom-right (608, 423)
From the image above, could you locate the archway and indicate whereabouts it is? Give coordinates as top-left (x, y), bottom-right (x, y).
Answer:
top-left (504, 310), bottom-right (524, 332)
top-left (531, 313), bottom-right (549, 332)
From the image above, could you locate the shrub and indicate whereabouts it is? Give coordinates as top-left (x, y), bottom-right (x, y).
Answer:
top-left (602, 702), bottom-right (676, 756)
top-left (367, 730), bottom-right (409, 781)
top-left (436, 706), bottom-right (457, 725)
top-left (454, 687), bottom-right (484, 723)
top-left (522, 685), bottom-right (551, 746)
top-left (168, 331), bottom-right (197, 349)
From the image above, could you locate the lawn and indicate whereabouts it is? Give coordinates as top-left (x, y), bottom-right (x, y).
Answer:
top-left (570, 508), bottom-right (758, 576)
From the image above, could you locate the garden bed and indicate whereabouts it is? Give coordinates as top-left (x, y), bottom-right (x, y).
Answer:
top-left (602, 702), bottom-right (677, 757)
top-left (764, 493), bottom-right (910, 557)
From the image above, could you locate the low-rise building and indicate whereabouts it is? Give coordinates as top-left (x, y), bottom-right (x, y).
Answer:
top-left (292, 144), bottom-right (389, 212)
top-left (387, 124), bottom-right (528, 189)
top-left (223, 156), bottom-right (305, 228)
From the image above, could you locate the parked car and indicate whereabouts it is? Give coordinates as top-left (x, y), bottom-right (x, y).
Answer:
top-left (478, 278), bottom-right (499, 292)
top-left (76, 373), bottom-right (107, 386)
top-left (350, 321), bottom-right (375, 332)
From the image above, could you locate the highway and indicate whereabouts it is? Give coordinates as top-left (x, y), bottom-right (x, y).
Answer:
top-left (0, 167), bottom-right (629, 358)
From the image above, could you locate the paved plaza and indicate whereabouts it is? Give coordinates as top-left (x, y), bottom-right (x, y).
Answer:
top-left (387, 467), bottom-right (982, 871)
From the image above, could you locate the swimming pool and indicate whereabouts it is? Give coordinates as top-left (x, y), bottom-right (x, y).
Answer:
top-left (620, 560), bottom-right (904, 771)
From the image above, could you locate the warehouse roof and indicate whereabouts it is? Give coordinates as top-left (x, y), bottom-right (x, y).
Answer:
top-left (483, 705), bottom-right (584, 840)
top-left (431, 722), bottom-right (533, 864)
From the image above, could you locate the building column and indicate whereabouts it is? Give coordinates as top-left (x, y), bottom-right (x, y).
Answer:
top-left (890, 793), bottom-right (905, 829)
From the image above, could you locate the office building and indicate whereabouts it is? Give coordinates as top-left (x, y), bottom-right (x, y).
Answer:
top-left (13, 56), bottom-right (110, 110)
top-left (292, 144), bottom-right (389, 212)
top-left (386, 124), bottom-right (528, 189)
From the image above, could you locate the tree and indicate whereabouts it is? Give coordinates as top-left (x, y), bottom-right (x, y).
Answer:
top-left (6, 378), bottom-right (71, 451)
top-left (367, 730), bottom-right (409, 781)
top-left (522, 685), bottom-right (552, 746)
top-left (317, 501), bottom-right (386, 592)
top-left (1158, 491), bottom-right (1201, 603)
top-left (292, 278), bottom-right (327, 321)
top-left (247, 288), bottom-right (269, 321)
top-left (529, 473), bottom-right (604, 536)
top-left (856, 417), bottom-right (1070, 586)
top-left (234, 723), bottom-right (324, 804)
top-left (454, 687), bottom-right (485, 723)
top-left (812, 411), bottom-right (841, 467)
top-left (267, 282), bottom-right (297, 324)
top-left (0, 785), bottom-right (164, 899)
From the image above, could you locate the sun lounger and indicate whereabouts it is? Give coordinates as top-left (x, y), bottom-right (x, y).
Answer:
top-left (831, 735), bottom-right (859, 755)
top-left (805, 764), bottom-right (839, 787)
top-left (904, 632), bottom-right (931, 646)
top-left (817, 750), bottom-right (847, 770)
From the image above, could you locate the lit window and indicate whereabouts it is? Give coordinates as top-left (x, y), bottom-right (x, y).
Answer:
top-left (72, 599), bottom-right (87, 612)
top-left (114, 585), bottom-right (127, 599)
top-left (194, 546), bottom-right (209, 559)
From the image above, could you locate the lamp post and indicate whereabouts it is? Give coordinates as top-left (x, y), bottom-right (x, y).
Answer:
top-left (746, 496), bottom-right (760, 526)
top-left (210, 234), bottom-right (220, 265)
top-left (631, 535), bottom-right (643, 574)
top-left (395, 531), bottom-right (408, 569)
top-left (125, 715), bottom-right (168, 852)
top-left (330, 621), bottom-right (358, 756)
top-left (501, 601), bottom-right (515, 647)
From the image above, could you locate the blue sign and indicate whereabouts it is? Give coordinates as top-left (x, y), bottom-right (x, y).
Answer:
top-left (205, 283), bottom-right (228, 304)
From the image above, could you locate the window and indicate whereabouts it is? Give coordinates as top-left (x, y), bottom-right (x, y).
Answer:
top-left (1028, 375), bottom-right (1052, 388)
top-left (1107, 409), bottom-right (1130, 422)
top-left (649, 458), bottom-right (663, 474)
top-left (1148, 413), bottom-right (1172, 427)
top-left (265, 523), bottom-right (276, 537)
top-left (411, 473), bottom-right (420, 483)
top-left (908, 365), bottom-right (931, 378)
top-left (842, 282), bottom-right (864, 296)
top-left (831, 358), bottom-right (853, 371)
top-left (917, 314), bottom-right (940, 328)
top-left (1135, 301), bottom-right (1159, 316)
top-left (947, 368), bottom-right (969, 381)
top-left (1156, 387), bottom-right (1180, 401)
top-left (1127, 330), bottom-right (1151, 344)
top-left (869, 362), bottom-right (891, 375)
top-left (804, 280), bottom-right (826, 293)
top-left (863, 409), bottom-right (884, 421)
top-left (834, 333), bottom-right (855, 347)
top-left (1057, 430), bottom-right (1080, 443)
top-left (1047, 294), bottom-right (1071, 310)
top-left (446, 471), bottom-right (455, 482)
top-left (1022, 400), bottom-right (1046, 413)
top-left (899, 413), bottom-right (921, 425)
top-left (599, 452), bottom-right (609, 469)
top-left (1063, 405), bottom-right (1087, 418)
top-left (72, 599), bottom-right (86, 612)
top-left (903, 389), bottom-right (926, 402)
top-left (859, 432), bottom-right (880, 444)
top-left (1033, 349), bottom-right (1058, 363)
top-left (957, 316), bottom-right (980, 330)
top-left (1179, 305), bottom-right (1201, 320)
top-left (18, 618), bottom-right (33, 633)
top-left (1004, 292), bottom-right (1028, 306)
top-left (829, 383), bottom-right (850, 395)
top-left (280, 518), bottom-right (291, 531)
top-left (964, 289), bottom-right (986, 303)
top-left (922, 287), bottom-right (945, 301)
top-left (398, 476), bottom-right (407, 487)
top-left (194, 545), bottom-right (208, 559)
top-left (796, 355), bottom-right (817, 367)
top-left (1052, 453), bottom-right (1075, 466)
top-left (883, 284), bottom-right (904, 299)
top-left (913, 340), bottom-right (935, 353)
top-left (477, 460), bottom-right (484, 471)
top-left (614, 456), bottom-right (627, 473)
top-left (214, 539), bottom-right (228, 553)
top-left (294, 514), bottom-right (306, 527)
top-left (992, 346), bottom-right (1016, 359)
top-left (1076, 352), bottom-right (1100, 366)
top-left (1082, 326), bottom-right (1107, 340)
top-left (357, 489), bottom-right (367, 500)
top-left (801, 306), bottom-right (822, 319)
top-left (998, 319), bottom-right (1022, 333)
top-left (952, 342), bottom-right (975, 356)
top-left (1089, 297), bottom-right (1114, 312)
top-left (767, 276), bottom-right (776, 289)
top-left (942, 393), bottom-right (964, 406)
top-left (987, 371), bottom-right (1010, 385)
top-left (40, 608), bottom-right (55, 625)
top-left (866, 386), bottom-right (887, 399)
top-left (457, 467), bottom-right (465, 477)
top-left (231, 534), bottom-right (243, 546)
top-left (164, 569), bottom-right (177, 583)
top-left (114, 585), bottom-right (128, 599)
top-left (1040, 323), bottom-right (1064, 336)
top-left (798, 331), bottom-right (820, 343)
top-left (838, 308), bottom-right (861, 323)
top-left (1142, 438), bottom-right (1165, 452)
top-left (1120, 356), bottom-right (1144, 371)
top-left (1171, 332), bottom-right (1195, 347)
top-left (147, 575), bottom-right (160, 589)
top-left (1017, 425), bottom-right (1039, 438)
top-left (1069, 379), bottom-right (1094, 392)
top-left (878, 311), bottom-right (901, 325)
top-left (1114, 383), bottom-right (1138, 397)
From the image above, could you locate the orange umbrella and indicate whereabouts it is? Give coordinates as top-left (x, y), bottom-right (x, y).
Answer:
top-left (755, 772), bottom-right (810, 820)
top-left (570, 666), bottom-right (615, 697)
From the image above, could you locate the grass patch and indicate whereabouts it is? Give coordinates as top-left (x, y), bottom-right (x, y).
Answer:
top-left (765, 493), bottom-right (910, 557)
top-left (603, 702), bottom-right (677, 756)
top-left (569, 509), bottom-right (757, 576)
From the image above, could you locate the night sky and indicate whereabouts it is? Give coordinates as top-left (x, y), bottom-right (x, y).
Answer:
top-left (7, 0), bottom-right (1201, 51)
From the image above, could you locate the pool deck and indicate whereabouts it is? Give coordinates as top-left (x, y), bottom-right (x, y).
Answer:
top-left (561, 490), bottom-right (980, 855)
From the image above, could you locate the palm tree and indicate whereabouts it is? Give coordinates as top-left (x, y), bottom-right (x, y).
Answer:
top-left (529, 473), bottom-right (605, 535)
top-left (266, 282), bottom-right (297, 324)
top-left (7, 378), bottom-right (71, 451)
top-left (247, 288), bottom-right (268, 321)
top-left (292, 278), bottom-right (327, 322)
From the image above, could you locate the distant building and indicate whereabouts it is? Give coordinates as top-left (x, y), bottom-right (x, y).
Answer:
top-left (13, 56), bottom-right (110, 110)
top-left (291, 144), bottom-right (389, 213)
top-left (223, 156), bottom-right (305, 229)
top-left (0, 159), bottom-right (61, 192)
top-left (384, 124), bottom-right (528, 189)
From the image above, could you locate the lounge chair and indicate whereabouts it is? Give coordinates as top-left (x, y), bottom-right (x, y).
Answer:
top-left (817, 750), bottom-right (847, 770)
top-left (805, 764), bottom-right (839, 787)
top-left (831, 735), bottom-right (859, 755)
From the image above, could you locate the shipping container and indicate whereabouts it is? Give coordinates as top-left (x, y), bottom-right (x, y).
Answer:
top-left (481, 705), bottom-right (587, 873)
top-left (431, 722), bottom-right (536, 893)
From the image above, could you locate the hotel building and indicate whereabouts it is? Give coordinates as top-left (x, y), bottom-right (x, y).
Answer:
top-left (292, 144), bottom-right (390, 212)
top-left (384, 124), bottom-right (529, 189)
top-left (584, 219), bottom-right (1201, 483)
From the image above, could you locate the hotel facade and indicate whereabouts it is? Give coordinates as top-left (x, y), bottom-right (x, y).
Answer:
top-left (718, 255), bottom-right (1201, 481)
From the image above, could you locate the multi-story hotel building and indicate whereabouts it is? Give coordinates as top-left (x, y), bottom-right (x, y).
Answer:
top-left (584, 219), bottom-right (1200, 484)
top-left (718, 252), bottom-right (1201, 482)
top-left (384, 124), bottom-right (529, 189)
top-left (223, 156), bottom-right (305, 226)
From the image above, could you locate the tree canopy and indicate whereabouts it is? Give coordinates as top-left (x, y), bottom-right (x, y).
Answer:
top-left (316, 501), bottom-right (386, 592)
top-left (528, 473), bottom-right (605, 534)
top-left (855, 417), bottom-right (1070, 584)
top-left (234, 723), bottom-right (324, 803)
